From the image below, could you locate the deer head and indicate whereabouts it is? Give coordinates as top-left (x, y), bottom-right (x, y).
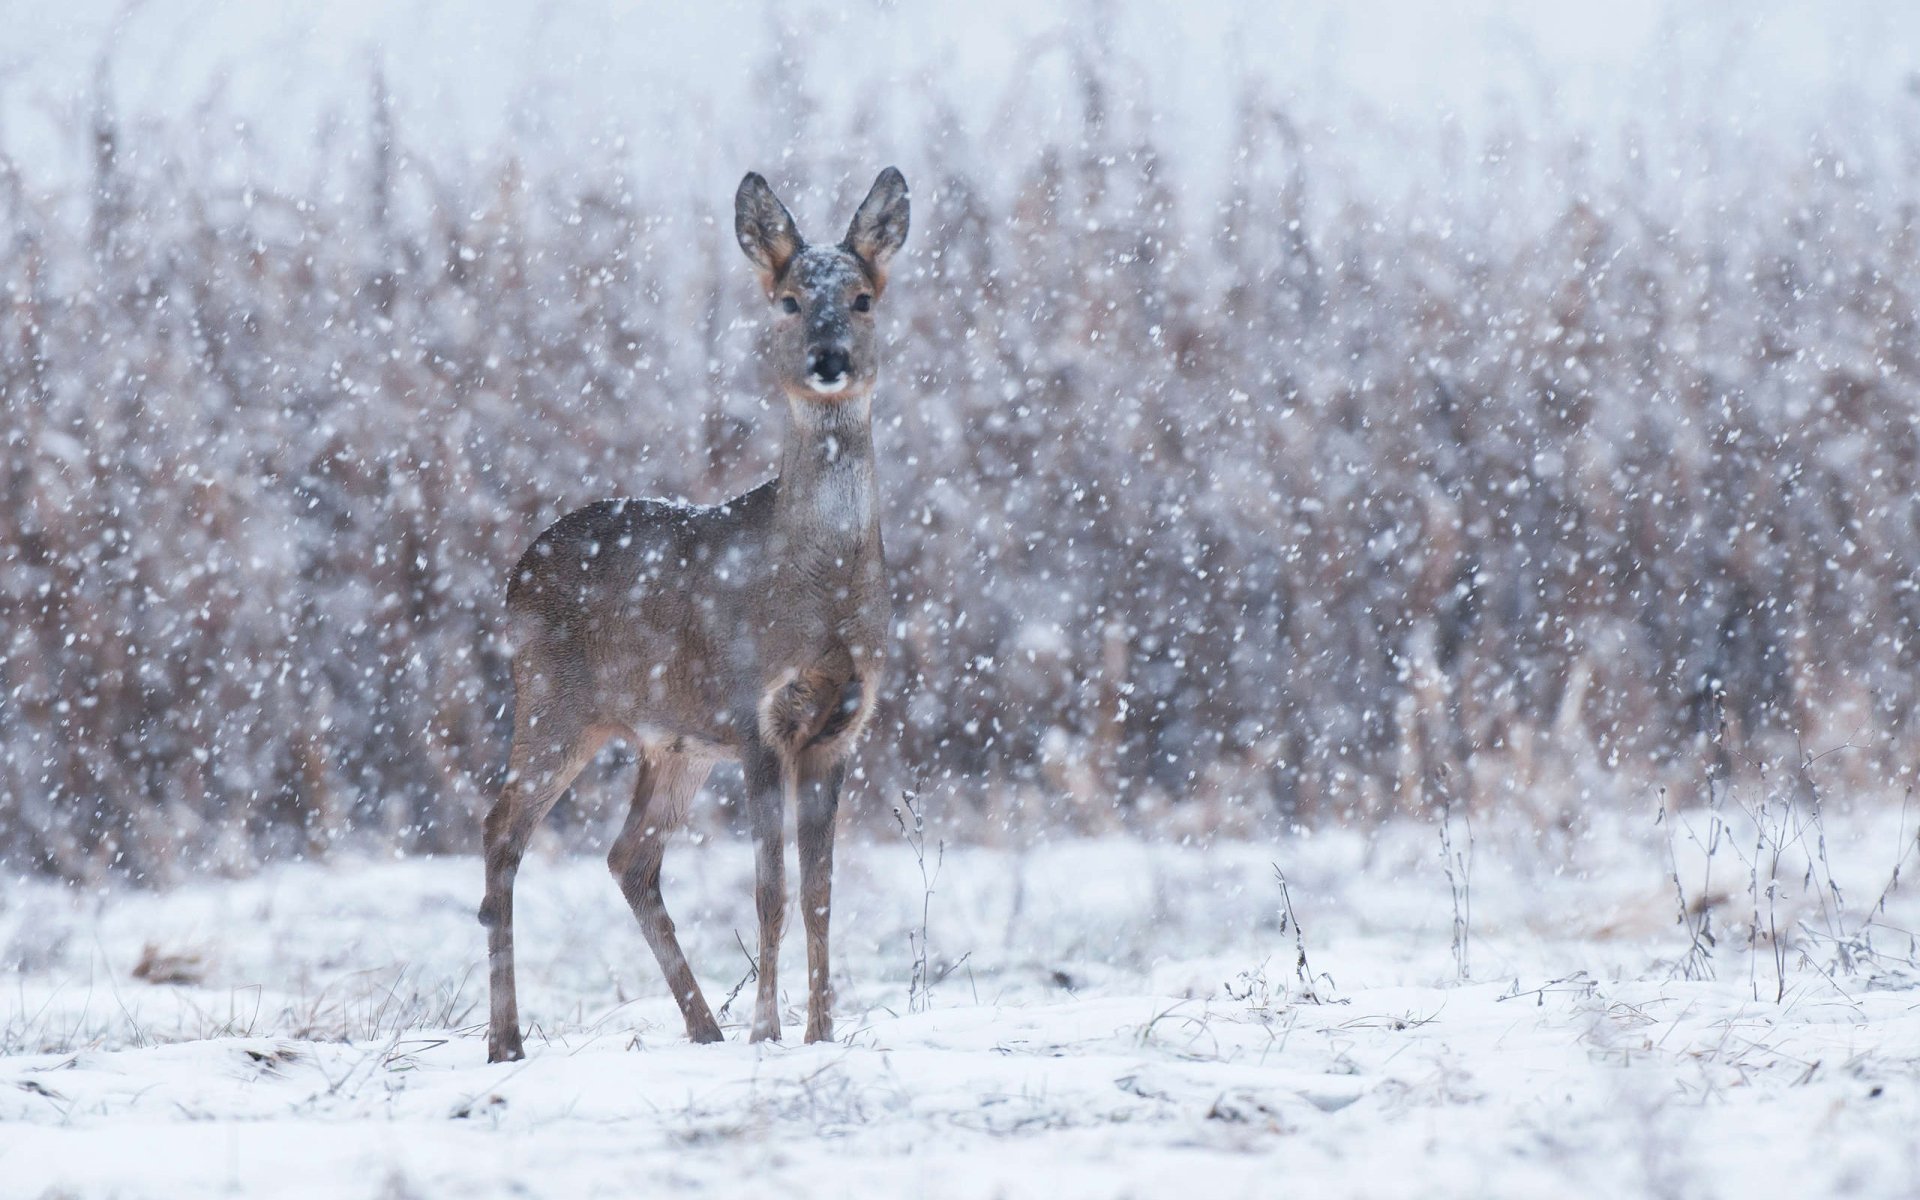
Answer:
top-left (735, 168), bottom-right (910, 403)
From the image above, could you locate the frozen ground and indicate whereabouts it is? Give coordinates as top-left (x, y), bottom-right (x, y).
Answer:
top-left (3, 806), bottom-right (1920, 1199)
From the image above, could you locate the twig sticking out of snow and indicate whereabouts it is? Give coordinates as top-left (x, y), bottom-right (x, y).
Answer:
top-left (1432, 768), bottom-right (1473, 983)
top-left (1658, 786), bottom-right (1720, 982)
top-left (1271, 864), bottom-right (1334, 1004)
top-left (893, 790), bottom-right (944, 1014)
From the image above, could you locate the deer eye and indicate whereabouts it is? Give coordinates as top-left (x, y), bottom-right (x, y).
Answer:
top-left (780, 296), bottom-right (800, 315)
top-left (852, 293), bottom-right (873, 313)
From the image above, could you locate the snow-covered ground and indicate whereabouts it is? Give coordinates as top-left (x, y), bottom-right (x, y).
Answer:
top-left (4, 807), bottom-right (1919, 1198)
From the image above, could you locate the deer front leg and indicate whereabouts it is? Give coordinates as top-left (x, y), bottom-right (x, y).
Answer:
top-left (744, 741), bottom-right (789, 1043)
top-left (797, 759), bottom-right (845, 1044)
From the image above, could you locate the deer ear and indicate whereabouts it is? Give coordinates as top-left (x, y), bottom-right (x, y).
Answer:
top-left (843, 167), bottom-right (910, 286)
top-left (735, 172), bottom-right (803, 284)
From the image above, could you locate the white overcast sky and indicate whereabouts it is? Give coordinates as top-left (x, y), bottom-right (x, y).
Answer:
top-left (3, 0), bottom-right (1914, 195)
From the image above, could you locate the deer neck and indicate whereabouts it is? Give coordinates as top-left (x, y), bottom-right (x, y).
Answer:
top-left (773, 395), bottom-right (878, 552)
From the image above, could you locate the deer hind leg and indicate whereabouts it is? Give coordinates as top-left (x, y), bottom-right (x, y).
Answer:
top-left (796, 757), bottom-right (846, 1044)
top-left (608, 749), bottom-right (722, 1043)
top-left (743, 739), bottom-right (792, 1043)
top-left (480, 701), bottom-right (608, 1063)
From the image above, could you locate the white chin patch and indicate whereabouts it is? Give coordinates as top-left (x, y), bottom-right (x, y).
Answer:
top-left (807, 376), bottom-right (850, 395)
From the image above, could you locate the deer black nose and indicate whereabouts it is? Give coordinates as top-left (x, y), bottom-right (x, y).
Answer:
top-left (808, 348), bottom-right (850, 383)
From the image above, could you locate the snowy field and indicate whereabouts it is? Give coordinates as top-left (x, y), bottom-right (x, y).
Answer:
top-left (5, 810), bottom-right (1919, 1199)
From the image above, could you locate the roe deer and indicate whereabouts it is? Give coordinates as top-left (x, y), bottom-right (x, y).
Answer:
top-left (480, 169), bottom-right (910, 1061)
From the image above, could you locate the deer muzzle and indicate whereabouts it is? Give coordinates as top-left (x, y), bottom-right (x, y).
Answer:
top-left (806, 347), bottom-right (852, 394)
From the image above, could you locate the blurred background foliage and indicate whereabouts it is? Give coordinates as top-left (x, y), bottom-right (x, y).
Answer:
top-left (5, 11), bottom-right (1920, 879)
